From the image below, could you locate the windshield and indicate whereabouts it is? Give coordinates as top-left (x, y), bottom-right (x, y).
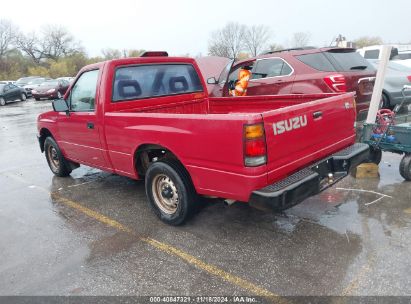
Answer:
top-left (41, 81), bottom-right (58, 86)
top-left (16, 78), bottom-right (30, 85)
top-left (28, 79), bottom-right (44, 85)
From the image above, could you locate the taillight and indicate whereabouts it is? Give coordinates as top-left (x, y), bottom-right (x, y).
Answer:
top-left (244, 123), bottom-right (267, 167)
top-left (324, 74), bottom-right (347, 92)
top-left (407, 76), bottom-right (411, 82)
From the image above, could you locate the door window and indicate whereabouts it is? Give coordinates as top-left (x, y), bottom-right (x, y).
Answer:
top-left (69, 69), bottom-right (99, 112)
top-left (252, 58), bottom-right (293, 79)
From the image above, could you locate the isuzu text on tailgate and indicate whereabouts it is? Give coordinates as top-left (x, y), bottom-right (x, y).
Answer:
top-left (37, 53), bottom-right (369, 225)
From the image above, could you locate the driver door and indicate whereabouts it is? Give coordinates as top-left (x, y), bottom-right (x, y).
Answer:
top-left (57, 69), bottom-right (109, 169)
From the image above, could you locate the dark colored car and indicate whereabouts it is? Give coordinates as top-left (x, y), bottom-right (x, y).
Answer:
top-left (208, 48), bottom-right (377, 120)
top-left (0, 83), bottom-right (27, 106)
top-left (31, 79), bottom-right (70, 100)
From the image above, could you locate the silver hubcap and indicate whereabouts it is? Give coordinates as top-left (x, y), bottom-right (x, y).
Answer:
top-left (0, 98), bottom-right (5, 106)
top-left (152, 174), bottom-right (179, 214)
top-left (47, 145), bottom-right (59, 171)
top-left (22, 94), bottom-right (26, 100)
top-left (58, 92), bottom-right (62, 98)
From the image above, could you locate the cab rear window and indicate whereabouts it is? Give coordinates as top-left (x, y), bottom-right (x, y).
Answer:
top-left (112, 64), bottom-right (203, 102)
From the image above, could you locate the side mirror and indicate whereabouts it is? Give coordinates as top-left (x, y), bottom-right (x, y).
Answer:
top-left (52, 98), bottom-right (69, 114)
top-left (207, 77), bottom-right (218, 85)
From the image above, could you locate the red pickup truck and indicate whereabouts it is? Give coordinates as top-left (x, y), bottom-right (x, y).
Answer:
top-left (37, 54), bottom-right (369, 225)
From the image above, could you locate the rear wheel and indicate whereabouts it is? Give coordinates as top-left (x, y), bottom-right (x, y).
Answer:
top-left (399, 154), bottom-right (411, 181)
top-left (368, 147), bottom-right (382, 165)
top-left (35, 98), bottom-right (40, 101)
top-left (0, 98), bottom-right (5, 106)
top-left (145, 159), bottom-right (197, 225)
top-left (44, 137), bottom-right (72, 177)
top-left (380, 93), bottom-right (391, 109)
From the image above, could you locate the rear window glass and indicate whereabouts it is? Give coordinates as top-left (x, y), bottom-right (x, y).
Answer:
top-left (295, 53), bottom-right (336, 72)
top-left (325, 50), bottom-right (375, 72)
top-left (364, 49), bottom-right (380, 59)
top-left (112, 64), bottom-right (203, 102)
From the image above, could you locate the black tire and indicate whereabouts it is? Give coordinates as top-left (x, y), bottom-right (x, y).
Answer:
top-left (44, 137), bottom-right (72, 177)
top-left (145, 159), bottom-right (197, 225)
top-left (367, 147), bottom-right (382, 165)
top-left (399, 154), bottom-right (411, 181)
top-left (20, 93), bottom-right (27, 101)
top-left (0, 97), bottom-right (5, 106)
top-left (380, 93), bottom-right (391, 109)
top-left (35, 98), bottom-right (40, 101)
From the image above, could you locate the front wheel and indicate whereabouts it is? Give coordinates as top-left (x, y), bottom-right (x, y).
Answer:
top-left (44, 137), bottom-right (72, 177)
top-left (0, 98), bottom-right (5, 106)
top-left (145, 159), bottom-right (197, 225)
top-left (399, 154), bottom-right (411, 181)
top-left (57, 91), bottom-right (62, 99)
top-left (20, 93), bottom-right (27, 101)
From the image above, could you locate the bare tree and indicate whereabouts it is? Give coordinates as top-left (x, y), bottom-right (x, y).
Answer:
top-left (101, 48), bottom-right (122, 60)
top-left (0, 19), bottom-right (18, 58)
top-left (40, 25), bottom-right (82, 60)
top-left (15, 31), bottom-right (43, 64)
top-left (243, 25), bottom-right (271, 56)
top-left (290, 32), bottom-right (311, 48)
top-left (353, 36), bottom-right (383, 48)
top-left (267, 43), bottom-right (284, 52)
top-left (208, 22), bottom-right (246, 59)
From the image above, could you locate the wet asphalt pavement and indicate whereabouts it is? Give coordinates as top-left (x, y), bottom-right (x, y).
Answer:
top-left (0, 99), bottom-right (410, 297)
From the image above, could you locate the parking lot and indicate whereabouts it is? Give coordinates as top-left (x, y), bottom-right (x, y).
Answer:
top-left (1, 98), bottom-right (411, 297)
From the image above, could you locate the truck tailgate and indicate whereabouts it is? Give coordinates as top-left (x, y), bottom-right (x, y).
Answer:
top-left (263, 92), bottom-right (356, 183)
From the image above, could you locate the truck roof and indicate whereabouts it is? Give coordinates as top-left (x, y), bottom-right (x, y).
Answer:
top-left (80, 57), bottom-right (197, 73)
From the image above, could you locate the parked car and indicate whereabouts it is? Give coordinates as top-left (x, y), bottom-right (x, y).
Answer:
top-left (367, 59), bottom-right (411, 108)
top-left (32, 79), bottom-right (70, 100)
top-left (23, 77), bottom-right (51, 97)
top-left (37, 55), bottom-right (368, 225)
top-left (0, 83), bottom-right (27, 106)
top-left (207, 47), bottom-right (376, 121)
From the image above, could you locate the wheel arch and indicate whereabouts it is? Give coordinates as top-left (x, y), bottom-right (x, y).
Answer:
top-left (133, 143), bottom-right (188, 178)
top-left (38, 128), bottom-right (54, 152)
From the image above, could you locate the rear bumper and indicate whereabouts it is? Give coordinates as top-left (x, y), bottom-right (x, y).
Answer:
top-left (249, 143), bottom-right (369, 211)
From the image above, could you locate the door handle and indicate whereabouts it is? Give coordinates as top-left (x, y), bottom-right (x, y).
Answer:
top-left (87, 122), bottom-right (94, 129)
top-left (313, 111), bottom-right (323, 119)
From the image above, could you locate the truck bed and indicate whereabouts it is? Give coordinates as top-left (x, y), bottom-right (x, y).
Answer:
top-left (105, 92), bottom-right (356, 202)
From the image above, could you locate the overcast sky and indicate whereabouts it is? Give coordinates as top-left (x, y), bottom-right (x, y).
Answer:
top-left (2, 0), bottom-right (410, 57)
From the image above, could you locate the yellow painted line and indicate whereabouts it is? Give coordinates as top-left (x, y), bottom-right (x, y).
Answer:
top-left (51, 193), bottom-right (281, 299)
top-left (404, 208), bottom-right (411, 214)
